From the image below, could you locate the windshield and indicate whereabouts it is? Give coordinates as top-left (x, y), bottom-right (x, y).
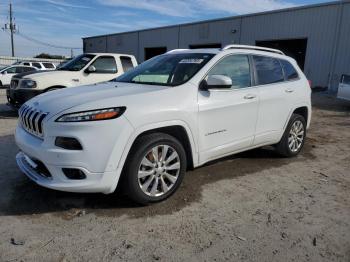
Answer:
top-left (116, 53), bottom-right (215, 86)
top-left (58, 54), bottom-right (95, 71)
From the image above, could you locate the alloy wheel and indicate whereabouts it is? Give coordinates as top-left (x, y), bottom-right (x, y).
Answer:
top-left (138, 145), bottom-right (181, 197)
top-left (288, 120), bottom-right (305, 152)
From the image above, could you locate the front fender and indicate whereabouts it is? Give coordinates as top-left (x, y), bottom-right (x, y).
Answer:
top-left (104, 119), bottom-right (198, 193)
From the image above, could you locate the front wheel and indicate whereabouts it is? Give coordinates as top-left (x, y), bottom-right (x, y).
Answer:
top-left (275, 114), bottom-right (306, 157)
top-left (123, 133), bottom-right (187, 204)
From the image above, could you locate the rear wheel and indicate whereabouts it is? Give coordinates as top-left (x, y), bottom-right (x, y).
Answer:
top-left (275, 114), bottom-right (306, 157)
top-left (123, 133), bottom-right (187, 204)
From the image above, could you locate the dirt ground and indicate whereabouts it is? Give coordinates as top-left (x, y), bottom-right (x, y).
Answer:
top-left (0, 88), bottom-right (349, 262)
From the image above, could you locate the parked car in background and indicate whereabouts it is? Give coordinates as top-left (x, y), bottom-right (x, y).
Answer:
top-left (14, 45), bottom-right (311, 204)
top-left (16, 61), bottom-right (57, 70)
top-left (7, 53), bottom-right (138, 107)
top-left (0, 65), bottom-right (37, 87)
top-left (337, 74), bottom-right (350, 102)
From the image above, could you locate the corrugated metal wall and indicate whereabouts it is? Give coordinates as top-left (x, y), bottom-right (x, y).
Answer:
top-left (239, 4), bottom-right (340, 88)
top-left (83, 1), bottom-right (349, 91)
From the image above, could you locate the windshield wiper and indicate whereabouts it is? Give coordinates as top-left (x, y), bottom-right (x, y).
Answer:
top-left (130, 80), bottom-right (169, 86)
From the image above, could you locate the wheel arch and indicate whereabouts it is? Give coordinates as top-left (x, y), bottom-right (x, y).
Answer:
top-left (293, 106), bottom-right (309, 123)
top-left (44, 85), bottom-right (66, 92)
top-left (106, 121), bottom-right (198, 194)
top-left (122, 122), bottom-right (197, 171)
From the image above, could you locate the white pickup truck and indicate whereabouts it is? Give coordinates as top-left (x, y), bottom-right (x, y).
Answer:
top-left (7, 53), bottom-right (137, 107)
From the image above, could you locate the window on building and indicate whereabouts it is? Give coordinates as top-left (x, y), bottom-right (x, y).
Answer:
top-left (144, 47), bottom-right (167, 61)
top-left (253, 56), bottom-right (284, 85)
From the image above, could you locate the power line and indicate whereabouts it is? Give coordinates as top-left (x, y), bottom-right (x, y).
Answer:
top-left (17, 32), bottom-right (82, 50)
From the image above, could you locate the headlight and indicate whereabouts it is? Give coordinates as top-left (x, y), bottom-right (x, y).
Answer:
top-left (20, 79), bottom-right (37, 88)
top-left (56, 107), bottom-right (126, 122)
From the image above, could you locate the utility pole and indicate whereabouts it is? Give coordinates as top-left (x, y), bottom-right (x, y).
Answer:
top-left (3, 2), bottom-right (17, 57)
top-left (9, 3), bottom-right (15, 57)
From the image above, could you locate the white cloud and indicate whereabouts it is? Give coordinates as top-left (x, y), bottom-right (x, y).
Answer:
top-left (98, 0), bottom-right (195, 17)
top-left (98, 0), bottom-right (295, 17)
top-left (43, 0), bottom-right (91, 9)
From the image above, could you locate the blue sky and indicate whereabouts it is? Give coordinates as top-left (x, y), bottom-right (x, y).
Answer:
top-left (0, 0), bottom-right (335, 57)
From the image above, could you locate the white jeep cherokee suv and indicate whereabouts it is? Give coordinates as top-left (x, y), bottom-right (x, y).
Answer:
top-left (15, 45), bottom-right (311, 204)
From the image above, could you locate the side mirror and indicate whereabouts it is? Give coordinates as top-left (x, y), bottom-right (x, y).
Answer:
top-left (200, 75), bottom-right (232, 90)
top-left (2, 71), bottom-right (7, 75)
top-left (85, 65), bottom-right (96, 74)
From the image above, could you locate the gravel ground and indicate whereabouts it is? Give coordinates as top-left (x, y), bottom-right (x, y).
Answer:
top-left (0, 88), bottom-right (349, 262)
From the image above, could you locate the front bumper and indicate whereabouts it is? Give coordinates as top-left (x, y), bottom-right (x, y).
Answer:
top-left (7, 88), bottom-right (42, 108)
top-left (14, 115), bottom-right (134, 194)
top-left (16, 151), bottom-right (121, 193)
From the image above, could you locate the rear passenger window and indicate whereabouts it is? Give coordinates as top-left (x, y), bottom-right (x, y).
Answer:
top-left (15, 67), bottom-right (24, 73)
top-left (32, 62), bottom-right (42, 69)
top-left (120, 56), bottom-right (134, 72)
top-left (43, 63), bottom-right (55, 69)
top-left (208, 54), bottom-right (251, 89)
top-left (253, 56), bottom-right (284, 85)
top-left (22, 67), bottom-right (35, 72)
top-left (23, 62), bottom-right (30, 66)
top-left (280, 60), bottom-right (299, 80)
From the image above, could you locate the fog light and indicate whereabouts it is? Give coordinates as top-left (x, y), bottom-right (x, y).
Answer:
top-left (62, 168), bottom-right (86, 180)
top-left (55, 137), bottom-right (83, 150)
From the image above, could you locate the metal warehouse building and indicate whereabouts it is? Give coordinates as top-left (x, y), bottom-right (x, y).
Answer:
top-left (83, 1), bottom-right (350, 92)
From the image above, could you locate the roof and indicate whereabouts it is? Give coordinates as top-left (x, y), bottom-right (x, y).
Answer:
top-left (82, 1), bottom-right (341, 40)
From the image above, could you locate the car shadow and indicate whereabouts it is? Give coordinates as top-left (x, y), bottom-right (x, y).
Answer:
top-left (0, 133), bottom-right (316, 219)
top-left (312, 93), bottom-right (350, 113)
top-left (0, 103), bottom-right (18, 119)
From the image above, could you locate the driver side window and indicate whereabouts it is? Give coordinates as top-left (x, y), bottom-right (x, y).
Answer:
top-left (91, 56), bottom-right (117, 74)
top-left (208, 55), bottom-right (251, 89)
top-left (5, 67), bottom-right (17, 74)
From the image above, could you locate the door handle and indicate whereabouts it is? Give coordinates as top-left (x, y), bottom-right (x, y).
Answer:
top-left (244, 94), bottom-right (256, 99)
top-left (285, 88), bottom-right (294, 93)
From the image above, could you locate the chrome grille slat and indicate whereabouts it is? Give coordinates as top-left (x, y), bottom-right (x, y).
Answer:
top-left (18, 105), bottom-right (48, 139)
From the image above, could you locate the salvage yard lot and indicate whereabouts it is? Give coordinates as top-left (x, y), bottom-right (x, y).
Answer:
top-left (0, 88), bottom-right (349, 261)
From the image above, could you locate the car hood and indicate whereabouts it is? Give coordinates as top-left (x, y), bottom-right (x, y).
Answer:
top-left (14, 70), bottom-right (75, 80)
top-left (25, 81), bottom-right (171, 117)
top-left (13, 70), bottom-right (48, 79)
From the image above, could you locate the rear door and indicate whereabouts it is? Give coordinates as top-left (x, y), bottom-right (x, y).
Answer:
top-left (253, 55), bottom-right (295, 145)
top-left (198, 54), bottom-right (259, 163)
top-left (1, 67), bottom-right (18, 85)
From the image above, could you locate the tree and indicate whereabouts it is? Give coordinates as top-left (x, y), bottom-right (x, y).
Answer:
top-left (34, 53), bottom-right (66, 59)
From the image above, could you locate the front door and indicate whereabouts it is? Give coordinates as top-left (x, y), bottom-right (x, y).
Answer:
top-left (80, 56), bottom-right (119, 86)
top-left (198, 54), bottom-right (259, 163)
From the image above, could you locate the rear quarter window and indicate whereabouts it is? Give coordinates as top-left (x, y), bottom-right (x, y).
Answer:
top-left (32, 62), bottom-right (42, 69)
top-left (43, 63), bottom-right (55, 69)
top-left (280, 59), bottom-right (299, 80)
top-left (253, 56), bottom-right (284, 85)
top-left (120, 56), bottom-right (134, 72)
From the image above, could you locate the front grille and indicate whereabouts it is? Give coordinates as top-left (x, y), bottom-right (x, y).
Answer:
top-left (10, 79), bottom-right (19, 89)
top-left (18, 105), bottom-right (48, 138)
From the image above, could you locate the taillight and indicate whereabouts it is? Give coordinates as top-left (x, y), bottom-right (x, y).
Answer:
top-left (308, 80), bottom-right (312, 88)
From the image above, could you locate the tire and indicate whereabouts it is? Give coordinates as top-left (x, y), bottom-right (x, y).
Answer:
top-left (275, 113), bottom-right (307, 157)
top-left (123, 133), bottom-right (187, 204)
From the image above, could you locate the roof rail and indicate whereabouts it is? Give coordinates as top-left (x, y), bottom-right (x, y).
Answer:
top-left (222, 45), bottom-right (285, 55)
top-left (167, 49), bottom-right (189, 54)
